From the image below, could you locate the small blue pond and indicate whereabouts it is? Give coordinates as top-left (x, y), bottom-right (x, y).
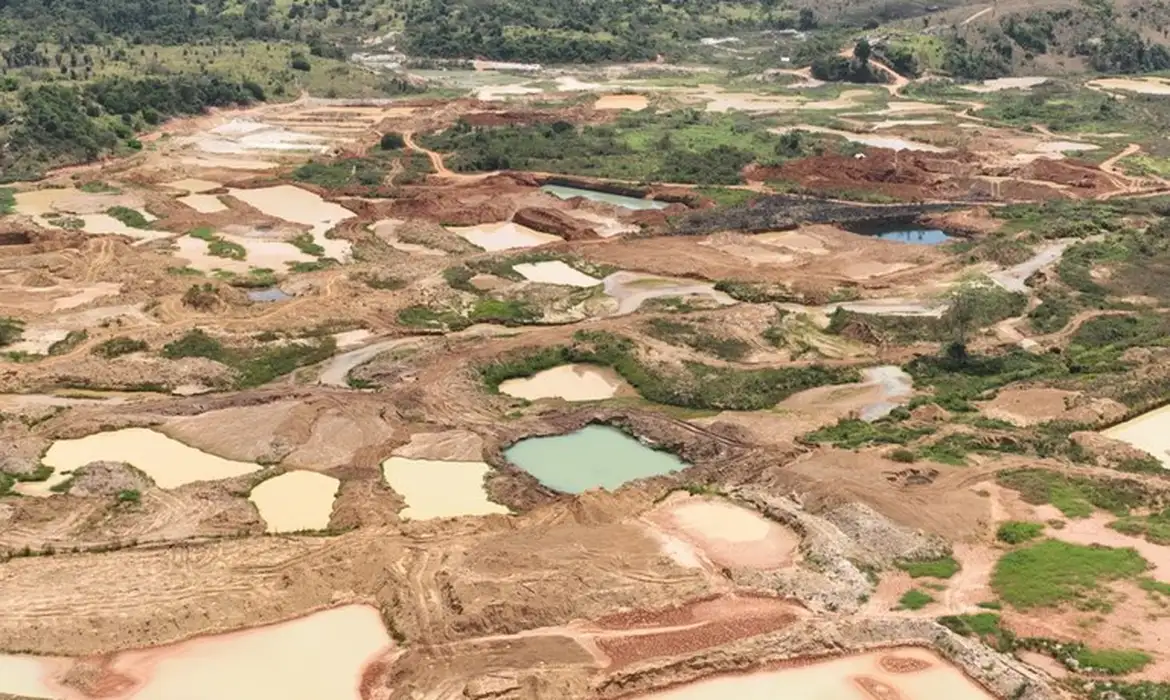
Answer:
top-left (247, 287), bottom-right (293, 302)
top-left (870, 228), bottom-right (953, 245)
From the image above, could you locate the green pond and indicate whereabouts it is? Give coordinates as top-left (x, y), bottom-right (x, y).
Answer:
top-left (504, 425), bottom-right (689, 493)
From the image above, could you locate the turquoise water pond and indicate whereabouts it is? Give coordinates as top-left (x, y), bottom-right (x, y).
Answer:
top-left (541, 184), bottom-right (669, 211)
top-left (871, 228), bottom-right (952, 245)
top-left (504, 425), bottom-right (689, 493)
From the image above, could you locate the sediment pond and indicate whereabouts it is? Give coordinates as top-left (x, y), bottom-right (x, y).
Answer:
top-left (505, 425), bottom-right (688, 493)
top-left (864, 227), bottom-right (953, 245)
top-left (498, 364), bottom-right (623, 401)
top-left (381, 457), bottom-right (510, 520)
top-left (1103, 404), bottom-right (1170, 469)
top-left (541, 184), bottom-right (669, 211)
top-left (250, 470), bottom-right (340, 533)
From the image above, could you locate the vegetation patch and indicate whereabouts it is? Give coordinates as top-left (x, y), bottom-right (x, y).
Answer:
top-left (898, 555), bottom-right (960, 579)
top-left (91, 337), bottom-right (148, 359)
top-left (997, 469), bottom-right (1149, 519)
top-left (0, 317), bottom-right (24, 347)
top-left (208, 238), bottom-right (246, 260)
top-left (898, 589), bottom-right (934, 610)
top-left (1110, 508), bottom-right (1170, 546)
top-left (803, 418), bottom-right (934, 449)
top-left (0, 187), bottom-right (14, 214)
top-left (996, 521), bottom-right (1045, 545)
top-left (161, 329), bottom-right (335, 389)
top-left (288, 232), bottom-right (325, 257)
top-left (991, 539), bottom-right (1148, 609)
top-left (642, 318), bottom-right (750, 361)
top-left (105, 206), bottom-right (150, 229)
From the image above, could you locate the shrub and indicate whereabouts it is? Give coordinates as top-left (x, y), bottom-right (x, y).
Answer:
top-left (992, 539), bottom-right (1149, 609)
top-left (0, 317), bottom-right (24, 347)
top-left (996, 521), bottom-right (1045, 545)
top-left (161, 329), bottom-right (225, 361)
top-left (898, 556), bottom-right (960, 579)
top-left (105, 205), bottom-right (149, 228)
top-left (899, 589), bottom-right (934, 610)
top-left (92, 337), bottom-right (148, 358)
top-left (181, 283), bottom-right (219, 310)
top-left (888, 448), bottom-right (917, 463)
top-left (380, 132), bottom-right (405, 150)
top-left (116, 489), bottom-right (141, 503)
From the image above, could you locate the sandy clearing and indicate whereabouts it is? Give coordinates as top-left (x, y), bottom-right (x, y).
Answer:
top-left (42, 428), bottom-right (260, 489)
top-left (595, 94), bottom-right (648, 110)
top-left (751, 231), bottom-right (829, 254)
top-left (333, 329), bottom-right (373, 349)
top-left (499, 364), bottom-right (623, 401)
top-left (990, 239), bottom-right (1075, 293)
top-left (175, 235), bottom-right (315, 274)
top-left (476, 84), bottom-right (544, 101)
top-left (639, 646), bottom-right (994, 700)
top-left (317, 336), bottom-right (423, 387)
top-left (50, 282), bottom-right (121, 311)
top-left (513, 261), bottom-right (600, 287)
top-left (981, 387), bottom-right (1125, 427)
top-left (249, 470), bottom-right (340, 533)
top-left (449, 221), bottom-right (561, 251)
top-left (178, 194), bottom-right (228, 213)
top-left (962, 77), bottom-right (1048, 93)
top-left (1034, 140), bottom-right (1099, 154)
top-left (392, 430), bottom-right (485, 462)
top-left (1102, 403), bottom-right (1170, 468)
top-left (381, 457), bottom-right (510, 520)
top-left (162, 178), bottom-right (222, 193)
top-left (228, 186), bottom-right (354, 260)
top-left (179, 154), bottom-right (280, 170)
top-left (0, 605), bottom-right (391, 700)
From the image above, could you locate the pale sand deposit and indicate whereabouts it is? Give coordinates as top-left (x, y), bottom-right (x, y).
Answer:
top-left (42, 428), bottom-right (260, 489)
top-left (641, 647), bottom-right (994, 700)
top-left (178, 194), bottom-right (228, 213)
top-left (499, 364), bottom-right (623, 401)
top-left (655, 495), bottom-right (800, 569)
top-left (381, 457), bottom-right (510, 520)
top-left (512, 261), bottom-right (600, 287)
top-left (595, 94), bottom-right (649, 110)
top-left (449, 221), bottom-right (560, 251)
top-left (1090, 77), bottom-right (1170, 96)
top-left (162, 178), bottom-right (222, 193)
top-left (249, 471), bottom-right (340, 533)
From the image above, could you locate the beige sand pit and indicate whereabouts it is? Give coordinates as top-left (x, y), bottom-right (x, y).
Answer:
top-left (641, 647), bottom-right (995, 700)
top-left (595, 94), bottom-right (648, 110)
top-left (752, 231), bottom-right (829, 255)
top-left (1103, 403), bottom-right (1170, 468)
top-left (178, 193), bottom-right (228, 213)
top-left (163, 178), bottom-right (222, 193)
top-left (513, 261), bottom-right (600, 287)
top-left (449, 221), bottom-right (560, 251)
top-left (381, 457), bottom-right (510, 520)
top-left (228, 185), bottom-right (355, 260)
top-left (42, 427), bottom-right (260, 489)
top-left (499, 364), bottom-right (623, 401)
top-left (0, 605), bottom-right (391, 700)
top-left (1090, 77), bottom-right (1170, 96)
top-left (174, 233), bottom-right (314, 273)
top-left (249, 470), bottom-right (339, 533)
top-left (650, 494), bottom-right (800, 570)
top-left (962, 77), bottom-right (1048, 93)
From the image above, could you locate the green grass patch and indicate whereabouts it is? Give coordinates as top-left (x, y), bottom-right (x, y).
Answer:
top-left (0, 187), bottom-right (15, 214)
top-left (288, 232), bottom-right (324, 257)
top-left (642, 318), bottom-right (750, 361)
top-left (161, 329), bottom-right (335, 389)
top-left (937, 612), bottom-right (1015, 651)
top-left (116, 488), bottom-right (141, 504)
top-left (1110, 508), bottom-right (1170, 546)
top-left (991, 539), bottom-right (1149, 609)
top-left (79, 180), bottom-right (120, 194)
top-left (997, 521), bottom-right (1045, 545)
top-left (293, 158), bottom-right (386, 188)
top-left (898, 589), bottom-right (934, 610)
top-left (803, 418), bottom-right (934, 449)
top-left (898, 555), bottom-right (960, 579)
top-left (188, 226), bottom-right (216, 241)
top-left (997, 469), bottom-right (1148, 519)
top-left (1075, 648), bottom-right (1152, 675)
top-left (105, 205), bottom-right (149, 228)
top-left (207, 238), bottom-right (246, 260)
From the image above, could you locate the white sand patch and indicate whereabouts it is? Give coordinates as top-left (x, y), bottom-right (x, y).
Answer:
top-left (513, 261), bottom-right (600, 287)
top-left (603, 271), bottom-right (736, 315)
top-left (249, 470), bottom-right (339, 533)
top-left (6, 328), bottom-right (69, 355)
top-left (43, 428), bottom-right (260, 489)
top-left (876, 101), bottom-right (947, 115)
top-left (333, 329), bottom-right (373, 349)
top-left (962, 77), bottom-right (1048, 93)
top-left (228, 186), bottom-right (354, 260)
top-left (645, 528), bottom-right (705, 569)
top-left (595, 94), bottom-right (648, 110)
top-left (752, 231), bottom-right (830, 254)
top-left (179, 194), bottom-right (228, 213)
top-left (163, 178), bottom-right (222, 193)
top-left (499, 364), bottom-right (622, 401)
top-left (476, 84), bottom-right (544, 101)
top-left (871, 119), bottom-right (941, 129)
top-left (449, 221), bottom-right (560, 251)
top-left (702, 91), bottom-right (803, 113)
top-left (1034, 141), bottom-right (1099, 154)
top-left (179, 155), bottom-right (280, 170)
top-left (0, 654), bottom-right (67, 698)
top-left (674, 499), bottom-right (771, 541)
top-left (381, 457), bottom-right (510, 520)
top-left (642, 647), bottom-right (994, 700)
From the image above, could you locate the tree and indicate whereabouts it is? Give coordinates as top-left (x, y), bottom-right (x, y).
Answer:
top-left (379, 131), bottom-right (405, 150)
top-left (854, 38), bottom-right (872, 65)
top-left (797, 8), bottom-right (818, 30)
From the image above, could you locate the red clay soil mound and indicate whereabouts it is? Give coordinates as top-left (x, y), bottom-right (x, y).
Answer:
top-left (1021, 158), bottom-right (1115, 193)
top-left (512, 207), bottom-right (599, 240)
top-left (753, 149), bottom-right (980, 201)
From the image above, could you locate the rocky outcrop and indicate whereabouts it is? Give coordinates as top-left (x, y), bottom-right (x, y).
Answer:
top-left (511, 207), bottom-right (599, 241)
top-left (63, 461), bottom-right (154, 498)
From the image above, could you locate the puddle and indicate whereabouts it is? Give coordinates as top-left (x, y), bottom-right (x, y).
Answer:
top-left (541, 184), bottom-right (669, 211)
top-left (13, 468), bottom-right (75, 498)
top-left (174, 234), bottom-right (314, 274)
top-left (499, 364), bottom-right (623, 401)
top-left (42, 428), bottom-right (260, 489)
top-left (962, 77), bottom-right (1048, 93)
top-left (1103, 404), bottom-right (1170, 469)
top-left (247, 287), bottom-right (293, 303)
top-left (228, 186), bottom-right (354, 260)
top-left (854, 226), bottom-right (953, 245)
top-left (1090, 77), bottom-right (1170, 96)
top-left (448, 221), bottom-right (561, 251)
top-left (178, 194), bottom-right (228, 213)
top-left (381, 457), bottom-right (510, 520)
top-left (640, 647), bottom-right (994, 700)
top-left (603, 271), bottom-right (736, 315)
top-left (859, 365), bottom-right (914, 422)
top-left (595, 94), bottom-right (648, 110)
top-left (513, 261), bottom-right (600, 287)
top-left (649, 493), bottom-right (800, 570)
top-left (772, 125), bottom-right (948, 153)
top-left (249, 470), bottom-right (339, 533)
top-left (0, 605), bottom-right (390, 700)
top-left (505, 425), bottom-right (688, 494)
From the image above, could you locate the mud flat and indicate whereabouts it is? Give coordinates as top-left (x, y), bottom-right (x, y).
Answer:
top-left (0, 605), bottom-right (390, 700)
top-left (381, 457), bottom-right (510, 520)
top-left (163, 178), bottom-right (222, 193)
top-left (449, 221), bottom-right (561, 251)
top-left (250, 471), bottom-right (340, 533)
top-left (505, 425), bottom-right (688, 493)
top-left (648, 493), bottom-right (801, 569)
top-left (513, 261), bottom-right (600, 287)
top-left (499, 364), bottom-right (624, 401)
top-left (42, 428), bottom-right (260, 489)
top-left (228, 186), bottom-right (354, 260)
top-left (1102, 404), bottom-right (1170, 469)
top-left (604, 271), bottom-right (736, 315)
top-left (638, 647), bottom-right (995, 700)
top-left (541, 184), bottom-right (669, 211)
